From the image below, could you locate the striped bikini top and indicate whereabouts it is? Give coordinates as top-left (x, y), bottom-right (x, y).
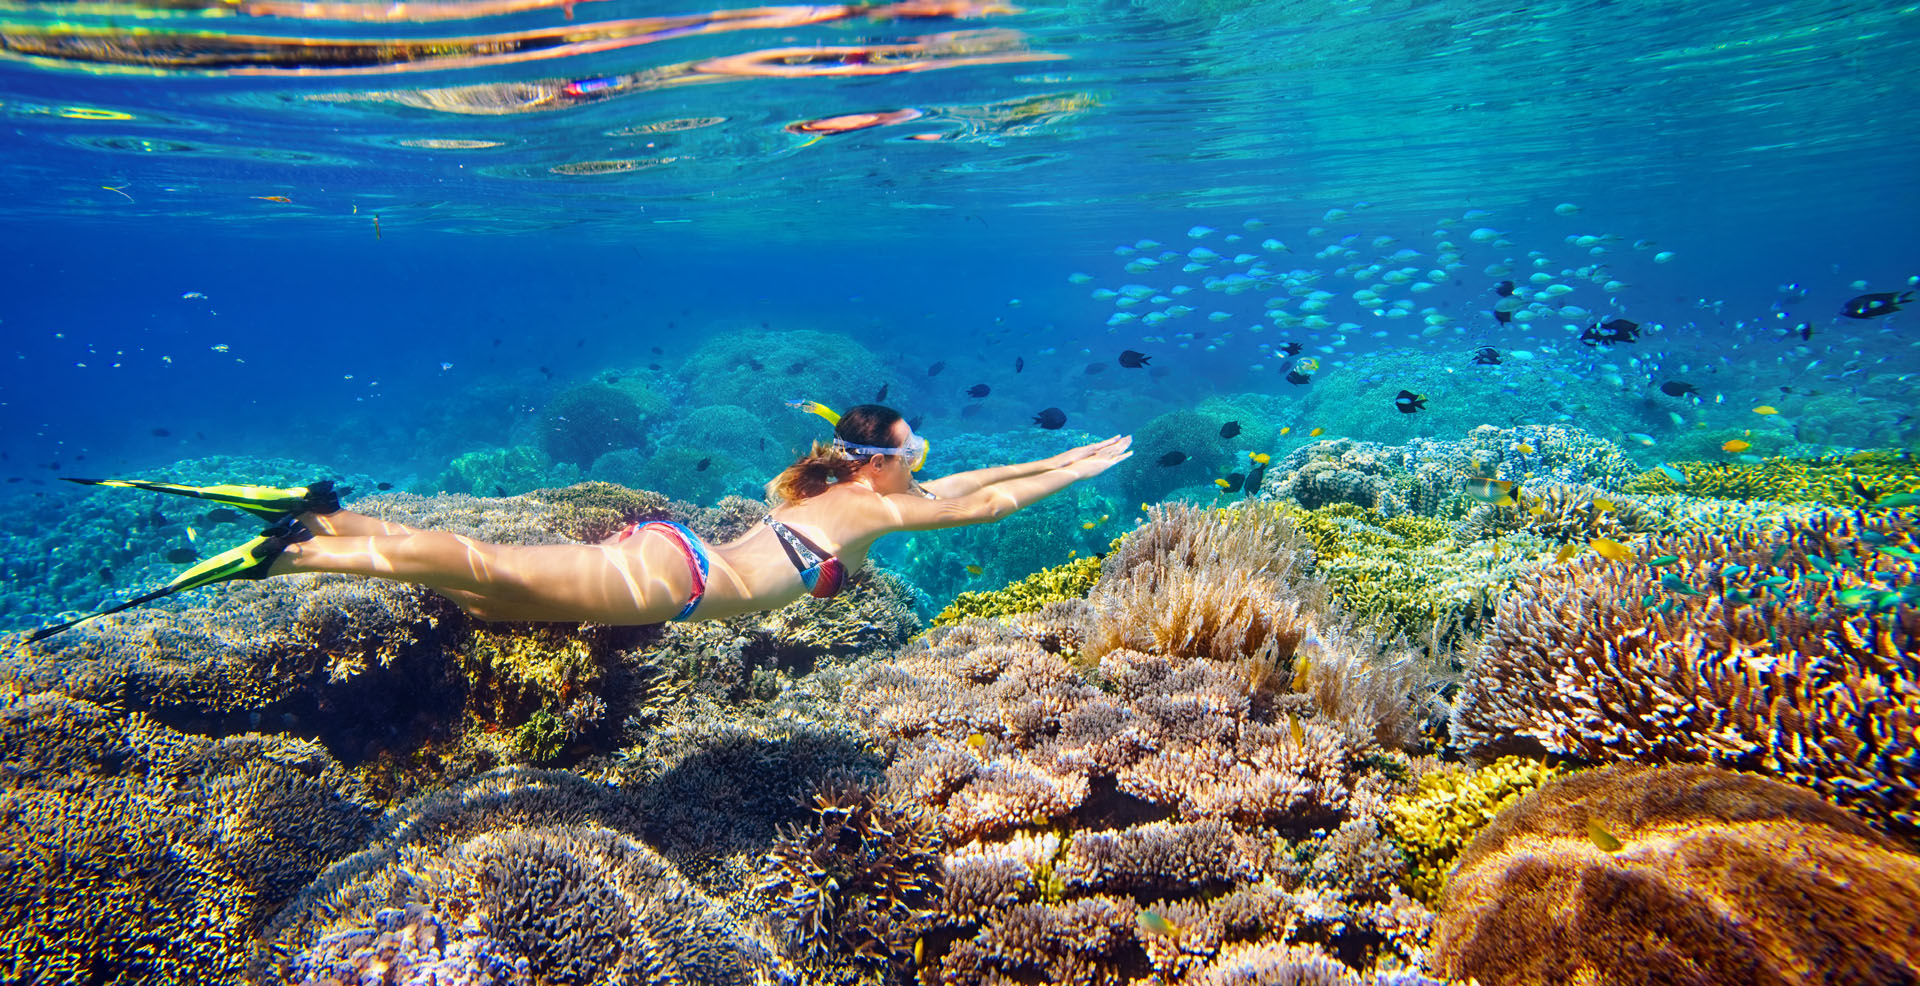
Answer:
top-left (762, 515), bottom-right (847, 599)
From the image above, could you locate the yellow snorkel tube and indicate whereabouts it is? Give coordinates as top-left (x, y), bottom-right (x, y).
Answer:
top-left (785, 399), bottom-right (841, 426)
top-left (786, 398), bottom-right (929, 471)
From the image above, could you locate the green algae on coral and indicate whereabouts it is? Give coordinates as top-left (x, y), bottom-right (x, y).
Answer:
top-left (1623, 451), bottom-right (1920, 507)
top-left (1383, 756), bottom-right (1571, 904)
top-left (931, 553), bottom-right (1105, 627)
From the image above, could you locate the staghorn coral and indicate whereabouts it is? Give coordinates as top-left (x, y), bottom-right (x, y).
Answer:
top-left (1453, 508), bottom-right (1920, 832)
top-left (1455, 482), bottom-right (1663, 543)
top-left (260, 766), bottom-right (782, 986)
top-left (1433, 763), bottom-right (1920, 986)
top-left (932, 553), bottom-right (1105, 628)
top-left (1381, 756), bottom-right (1570, 904)
top-left (1622, 450), bottom-right (1920, 507)
top-left (0, 692), bottom-right (376, 985)
top-left (757, 777), bottom-right (944, 975)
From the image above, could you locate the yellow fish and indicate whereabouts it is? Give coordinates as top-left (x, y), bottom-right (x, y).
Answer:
top-left (1514, 443), bottom-right (1534, 454)
top-left (1586, 819), bottom-right (1623, 852)
top-left (252, 195), bottom-right (292, 203)
top-left (1214, 478), bottom-right (1231, 489)
top-left (1280, 427), bottom-right (1292, 436)
top-left (1722, 439), bottom-right (1751, 453)
top-left (1752, 405), bottom-right (1778, 415)
top-left (1136, 910), bottom-right (1182, 939)
top-left (1084, 520), bottom-right (1097, 528)
top-left (1590, 537), bottom-right (1633, 563)
top-left (1067, 550), bottom-right (1077, 558)
top-left (966, 732), bottom-right (989, 749)
top-left (1528, 502), bottom-right (1546, 516)
top-left (1099, 514), bottom-right (1109, 522)
top-left (1289, 712), bottom-right (1305, 747)
top-left (1249, 452), bottom-right (1270, 464)
top-left (1591, 498), bottom-right (1615, 512)
top-left (965, 564), bottom-right (982, 575)
top-left (1308, 427), bottom-right (1324, 437)
top-left (1554, 542), bottom-right (1580, 562)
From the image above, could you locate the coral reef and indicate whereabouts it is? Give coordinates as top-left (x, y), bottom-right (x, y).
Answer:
top-left (1453, 509), bottom-right (1920, 832)
top-left (1084, 502), bottom-right (1322, 672)
top-left (541, 381), bottom-right (661, 467)
top-left (1433, 763), bottom-right (1920, 986)
top-left (261, 767), bottom-right (781, 986)
top-left (1125, 409), bottom-right (1233, 507)
top-left (1278, 502), bottom-right (1548, 654)
top-left (1623, 451), bottom-right (1920, 507)
top-left (1271, 440), bottom-right (1409, 515)
top-left (615, 698), bottom-right (887, 873)
top-left (932, 553), bottom-right (1105, 628)
top-left (1456, 482), bottom-right (1663, 543)
top-left (435, 444), bottom-right (582, 496)
top-left (757, 777), bottom-right (945, 976)
top-left (843, 606), bottom-right (1437, 981)
top-left (1381, 756), bottom-right (1570, 904)
top-left (674, 328), bottom-right (885, 450)
top-left (0, 692), bottom-right (376, 984)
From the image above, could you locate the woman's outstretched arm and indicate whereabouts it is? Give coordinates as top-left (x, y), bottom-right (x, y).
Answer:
top-left (920, 436), bottom-right (1128, 498)
top-left (877, 435), bottom-right (1131, 531)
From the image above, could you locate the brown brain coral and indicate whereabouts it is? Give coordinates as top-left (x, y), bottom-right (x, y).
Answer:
top-left (1453, 509), bottom-right (1920, 832)
top-left (1433, 763), bottom-right (1920, 986)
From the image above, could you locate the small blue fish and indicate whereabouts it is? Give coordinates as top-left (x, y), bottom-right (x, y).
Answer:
top-left (1721, 564), bottom-right (1748, 578)
top-left (1661, 573), bottom-right (1705, 596)
top-left (1875, 544), bottom-right (1919, 561)
top-left (1807, 555), bottom-right (1834, 573)
top-left (1858, 531), bottom-right (1891, 545)
top-left (1656, 463), bottom-right (1688, 484)
top-left (1803, 571), bottom-right (1831, 582)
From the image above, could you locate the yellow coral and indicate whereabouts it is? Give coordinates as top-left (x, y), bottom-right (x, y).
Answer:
top-left (1383, 756), bottom-right (1570, 904)
top-left (457, 627), bottom-right (599, 724)
top-left (1623, 452), bottom-right (1920, 507)
top-left (932, 554), bottom-right (1105, 627)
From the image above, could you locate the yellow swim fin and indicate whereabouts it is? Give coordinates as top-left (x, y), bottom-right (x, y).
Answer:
top-left (62, 477), bottom-right (341, 521)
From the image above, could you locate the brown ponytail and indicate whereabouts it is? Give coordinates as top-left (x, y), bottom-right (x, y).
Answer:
top-left (767, 441), bottom-right (862, 504)
top-left (766, 403), bottom-right (905, 505)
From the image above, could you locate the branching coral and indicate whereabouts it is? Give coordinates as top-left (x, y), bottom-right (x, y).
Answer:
top-left (1456, 482), bottom-right (1663, 543)
top-left (1453, 509), bottom-right (1920, 832)
top-left (262, 766), bottom-right (782, 986)
top-left (1622, 450), bottom-right (1920, 507)
top-left (757, 776), bottom-right (945, 975)
top-left (0, 692), bottom-right (376, 985)
top-left (1433, 763), bottom-right (1920, 986)
top-left (1275, 502), bottom-right (1547, 655)
top-left (846, 626), bottom-right (1434, 981)
top-left (1381, 756), bottom-right (1570, 904)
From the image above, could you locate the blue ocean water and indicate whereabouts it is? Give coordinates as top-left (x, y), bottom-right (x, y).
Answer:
top-left (3, 3), bottom-right (1920, 982)
top-left (1, 0), bottom-right (1918, 610)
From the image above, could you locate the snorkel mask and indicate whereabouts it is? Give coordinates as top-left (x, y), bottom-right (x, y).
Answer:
top-left (787, 399), bottom-right (930, 472)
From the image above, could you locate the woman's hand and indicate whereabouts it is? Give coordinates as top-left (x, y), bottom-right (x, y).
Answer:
top-left (1047, 435), bottom-right (1131, 470)
top-left (1060, 435), bottom-right (1132, 478)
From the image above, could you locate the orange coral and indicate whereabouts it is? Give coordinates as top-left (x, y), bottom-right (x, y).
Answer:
top-left (1434, 763), bottom-right (1920, 986)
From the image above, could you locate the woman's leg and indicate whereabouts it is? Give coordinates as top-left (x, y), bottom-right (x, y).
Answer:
top-left (301, 509), bottom-right (423, 538)
top-left (270, 526), bottom-right (692, 624)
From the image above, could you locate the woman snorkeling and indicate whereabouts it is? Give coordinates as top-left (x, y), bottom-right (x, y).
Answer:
top-left (26, 403), bottom-right (1130, 640)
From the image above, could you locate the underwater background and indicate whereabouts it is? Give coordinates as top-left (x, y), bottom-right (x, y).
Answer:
top-left (0, 0), bottom-right (1917, 983)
